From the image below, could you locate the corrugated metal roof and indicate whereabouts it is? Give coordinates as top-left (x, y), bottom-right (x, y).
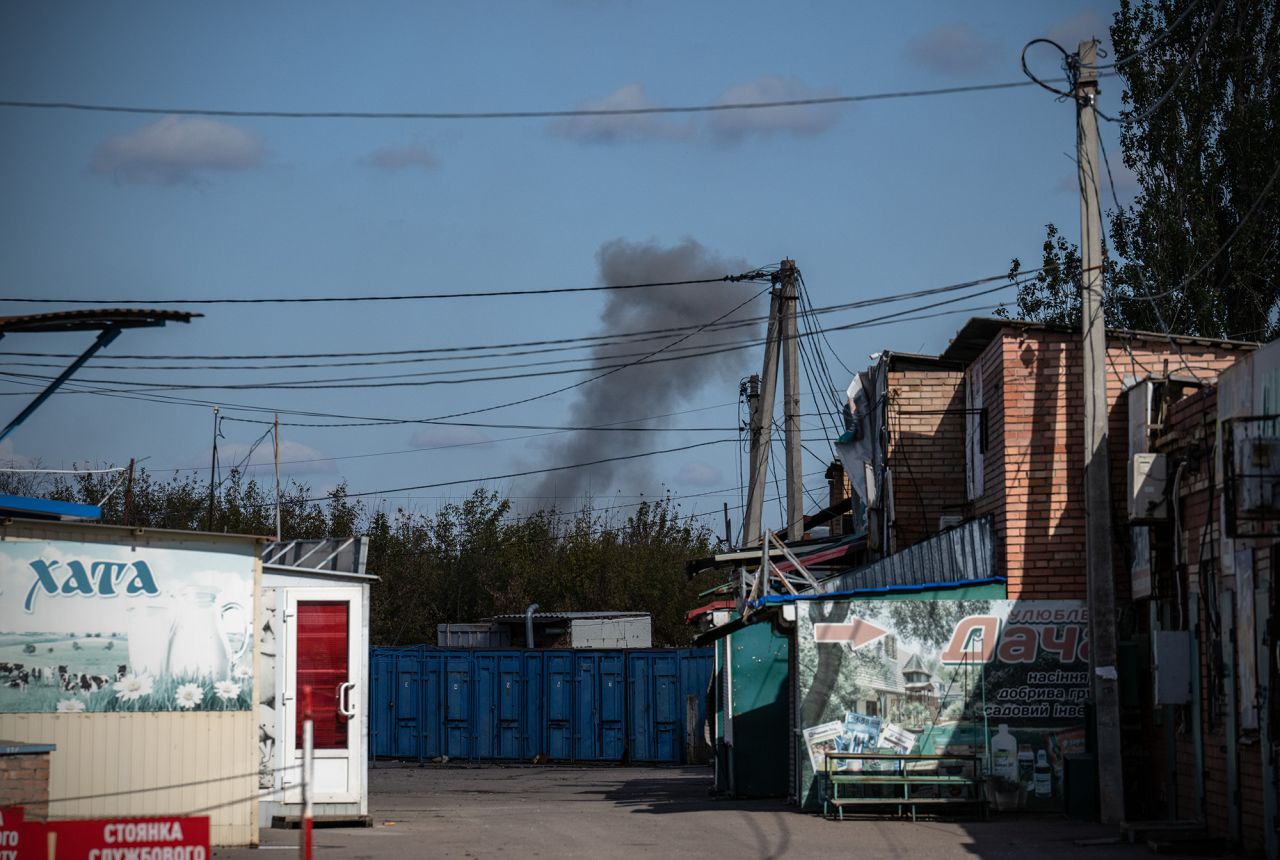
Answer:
top-left (0, 308), bottom-right (198, 334)
top-left (488, 611), bottom-right (649, 623)
top-left (808, 514), bottom-right (997, 595)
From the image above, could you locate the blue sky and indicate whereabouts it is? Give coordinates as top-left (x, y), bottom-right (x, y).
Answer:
top-left (0, 1), bottom-right (1130, 532)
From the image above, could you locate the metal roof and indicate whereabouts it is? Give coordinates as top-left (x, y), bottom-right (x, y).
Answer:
top-left (0, 494), bottom-right (100, 522)
top-left (264, 537), bottom-right (369, 575)
top-left (805, 514), bottom-right (997, 596)
top-left (939, 316), bottom-right (1258, 365)
top-left (488, 611), bottom-right (649, 623)
top-left (0, 308), bottom-right (198, 334)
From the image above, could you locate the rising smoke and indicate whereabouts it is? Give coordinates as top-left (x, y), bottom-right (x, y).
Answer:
top-left (525, 238), bottom-right (765, 507)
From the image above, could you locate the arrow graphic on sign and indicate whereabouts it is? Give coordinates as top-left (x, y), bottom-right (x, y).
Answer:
top-left (813, 617), bottom-right (889, 649)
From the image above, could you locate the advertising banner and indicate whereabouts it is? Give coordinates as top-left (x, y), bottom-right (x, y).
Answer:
top-left (796, 598), bottom-right (1089, 810)
top-left (0, 538), bottom-right (254, 714)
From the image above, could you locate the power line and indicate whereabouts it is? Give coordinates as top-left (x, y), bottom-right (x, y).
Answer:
top-left (0, 272), bottom-right (769, 306)
top-left (0, 279), bottom-right (1020, 396)
top-left (0, 78), bottom-right (1076, 123)
top-left (0, 268), bottom-right (1033, 363)
top-left (289, 438), bottom-right (736, 503)
top-left (0, 294), bottom-right (1012, 426)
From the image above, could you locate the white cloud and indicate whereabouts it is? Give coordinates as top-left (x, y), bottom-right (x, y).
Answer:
top-left (1046, 9), bottom-right (1114, 60)
top-left (90, 115), bottom-right (263, 184)
top-left (548, 83), bottom-right (693, 143)
top-left (906, 22), bottom-right (997, 75)
top-left (367, 143), bottom-right (439, 172)
top-left (675, 461), bottom-right (722, 488)
top-left (407, 426), bottom-right (491, 449)
top-left (708, 76), bottom-right (840, 143)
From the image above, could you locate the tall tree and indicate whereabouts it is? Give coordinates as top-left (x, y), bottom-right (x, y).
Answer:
top-left (1002, 0), bottom-right (1279, 339)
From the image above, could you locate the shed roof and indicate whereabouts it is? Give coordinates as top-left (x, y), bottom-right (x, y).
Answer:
top-left (0, 308), bottom-right (198, 334)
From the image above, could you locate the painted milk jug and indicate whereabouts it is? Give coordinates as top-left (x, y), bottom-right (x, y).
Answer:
top-left (126, 603), bottom-right (174, 678)
top-left (167, 589), bottom-right (249, 678)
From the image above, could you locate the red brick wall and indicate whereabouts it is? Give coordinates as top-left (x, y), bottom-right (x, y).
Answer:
top-left (986, 329), bottom-right (1242, 600)
top-left (884, 367), bottom-right (965, 552)
top-left (0, 753), bottom-right (50, 821)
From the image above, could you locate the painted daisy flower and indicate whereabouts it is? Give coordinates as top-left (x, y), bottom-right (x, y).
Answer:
top-left (112, 673), bottom-right (154, 702)
top-left (175, 683), bottom-right (204, 710)
top-left (56, 699), bottom-right (86, 713)
top-left (214, 680), bottom-right (241, 702)
top-left (232, 664), bottom-right (252, 680)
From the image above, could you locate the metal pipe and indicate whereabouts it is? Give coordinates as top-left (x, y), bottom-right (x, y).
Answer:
top-left (1223, 589), bottom-right (1240, 847)
top-left (524, 603), bottom-right (539, 649)
top-left (0, 325), bottom-right (121, 444)
top-left (1257, 580), bottom-right (1277, 860)
top-left (1190, 591), bottom-right (1206, 821)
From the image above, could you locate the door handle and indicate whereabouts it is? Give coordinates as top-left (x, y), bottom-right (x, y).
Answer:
top-left (338, 681), bottom-right (357, 718)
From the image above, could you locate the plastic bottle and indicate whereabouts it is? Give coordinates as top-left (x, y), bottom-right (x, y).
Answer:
top-left (1018, 743), bottom-right (1035, 790)
top-left (990, 724), bottom-right (1017, 782)
top-left (1033, 749), bottom-right (1052, 798)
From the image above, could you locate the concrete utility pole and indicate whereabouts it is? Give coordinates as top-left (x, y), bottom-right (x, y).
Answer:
top-left (743, 294), bottom-right (781, 546)
top-left (1076, 39), bottom-right (1125, 825)
top-left (779, 260), bottom-right (804, 540)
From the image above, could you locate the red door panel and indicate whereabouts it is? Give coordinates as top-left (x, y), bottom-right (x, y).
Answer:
top-left (296, 601), bottom-right (350, 749)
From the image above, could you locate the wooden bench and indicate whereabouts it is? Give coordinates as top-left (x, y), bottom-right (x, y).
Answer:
top-left (821, 752), bottom-right (986, 821)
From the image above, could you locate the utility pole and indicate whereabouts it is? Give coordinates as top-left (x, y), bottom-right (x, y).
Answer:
top-left (274, 413), bottom-right (282, 542)
top-left (779, 260), bottom-right (804, 540)
top-left (207, 406), bottom-right (219, 532)
top-left (1076, 39), bottom-right (1125, 825)
top-left (122, 458), bottom-right (135, 526)
top-left (743, 293), bottom-right (782, 546)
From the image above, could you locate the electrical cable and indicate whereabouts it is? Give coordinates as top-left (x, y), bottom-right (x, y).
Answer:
top-left (1099, 0), bottom-right (1205, 69)
top-left (274, 438), bottom-right (737, 503)
top-left (0, 280), bottom-right (1016, 401)
top-left (0, 272), bottom-right (770, 306)
top-left (0, 268), bottom-right (1036, 363)
top-left (0, 297), bottom-right (1011, 428)
top-left (1094, 0), bottom-right (1227, 125)
top-left (0, 78), bottom-right (1082, 122)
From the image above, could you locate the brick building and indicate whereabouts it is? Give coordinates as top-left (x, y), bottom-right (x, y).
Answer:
top-left (842, 319), bottom-right (1250, 597)
top-left (836, 317), bottom-right (1272, 852)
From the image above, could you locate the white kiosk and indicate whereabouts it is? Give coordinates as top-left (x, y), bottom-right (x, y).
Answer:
top-left (258, 538), bottom-right (374, 827)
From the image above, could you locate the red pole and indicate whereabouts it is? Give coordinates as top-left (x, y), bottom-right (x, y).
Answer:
top-left (301, 684), bottom-right (314, 860)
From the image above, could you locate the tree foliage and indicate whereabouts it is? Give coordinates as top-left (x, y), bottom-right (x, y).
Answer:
top-left (1001, 0), bottom-right (1279, 339)
top-left (1, 467), bottom-right (717, 647)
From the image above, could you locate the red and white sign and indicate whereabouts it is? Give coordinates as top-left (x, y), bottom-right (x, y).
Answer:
top-left (813, 617), bottom-right (888, 649)
top-left (0, 806), bottom-right (24, 860)
top-left (46, 816), bottom-right (209, 860)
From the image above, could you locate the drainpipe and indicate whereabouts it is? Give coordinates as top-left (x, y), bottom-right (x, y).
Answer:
top-left (524, 603), bottom-right (539, 649)
top-left (1257, 579), bottom-right (1277, 860)
top-left (1224, 589), bottom-right (1241, 848)
top-left (1190, 591), bottom-right (1206, 822)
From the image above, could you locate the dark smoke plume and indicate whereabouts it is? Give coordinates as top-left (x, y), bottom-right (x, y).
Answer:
top-left (525, 238), bottom-right (763, 507)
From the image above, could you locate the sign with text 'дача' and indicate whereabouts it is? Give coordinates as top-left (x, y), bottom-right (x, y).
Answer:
top-left (0, 538), bottom-right (254, 714)
top-left (796, 598), bottom-right (1090, 811)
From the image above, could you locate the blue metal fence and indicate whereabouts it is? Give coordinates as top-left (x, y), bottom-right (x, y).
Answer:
top-left (371, 647), bottom-right (712, 763)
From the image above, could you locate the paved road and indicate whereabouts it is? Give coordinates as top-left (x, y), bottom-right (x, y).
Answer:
top-left (214, 765), bottom-right (1212, 859)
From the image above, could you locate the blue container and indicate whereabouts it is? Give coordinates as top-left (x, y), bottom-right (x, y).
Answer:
top-left (370, 649), bottom-right (396, 758)
top-left (371, 646), bottom-right (714, 764)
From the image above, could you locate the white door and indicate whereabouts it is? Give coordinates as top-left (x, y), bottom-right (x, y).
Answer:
top-left (281, 587), bottom-right (363, 804)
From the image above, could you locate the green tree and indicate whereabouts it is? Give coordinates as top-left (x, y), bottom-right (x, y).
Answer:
top-left (1002, 0), bottom-right (1279, 339)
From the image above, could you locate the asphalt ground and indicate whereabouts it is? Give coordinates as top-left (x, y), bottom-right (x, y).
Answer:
top-left (213, 765), bottom-right (1220, 859)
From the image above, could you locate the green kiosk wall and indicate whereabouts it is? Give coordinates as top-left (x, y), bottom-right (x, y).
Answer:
top-left (715, 616), bottom-right (790, 797)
